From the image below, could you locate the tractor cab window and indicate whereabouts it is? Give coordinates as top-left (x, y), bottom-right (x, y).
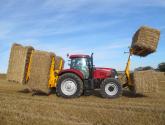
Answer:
top-left (70, 58), bottom-right (89, 79)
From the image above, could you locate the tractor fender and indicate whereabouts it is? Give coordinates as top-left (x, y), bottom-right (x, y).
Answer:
top-left (58, 69), bottom-right (84, 80)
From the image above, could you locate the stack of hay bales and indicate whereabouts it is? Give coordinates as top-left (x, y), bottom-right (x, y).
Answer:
top-left (7, 44), bottom-right (34, 84)
top-left (133, 70), bottom-right (158, 93)
top-left (155, 72), bottom-right (165, 82)
top-left (7, 43), bottom-right (65, 93)
top-left (131, 26), bottom-right (160, 57)
top-left (27, 50), bottom-right (56, 93)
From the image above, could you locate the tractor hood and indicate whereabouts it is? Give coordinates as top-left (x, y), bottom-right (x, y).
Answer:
top-left (95, 67), bottom-right (113, 71)
top-left (93, 67), bottom-right (117, 79)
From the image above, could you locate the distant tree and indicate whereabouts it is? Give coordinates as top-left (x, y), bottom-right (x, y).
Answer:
top-left (135, 67), bottom-right (143, 71)
top-left (158, 62), bottom-right (165, 72)
top-left (142, 66), bottom-right (154, 70)
top-left (135, 66), bottom-right (154, 71)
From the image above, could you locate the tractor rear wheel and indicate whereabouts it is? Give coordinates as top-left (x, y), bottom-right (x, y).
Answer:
top-left (100, 78), bottom-right (122, 98)
top-left (56, 73), bottom-right (83, 98)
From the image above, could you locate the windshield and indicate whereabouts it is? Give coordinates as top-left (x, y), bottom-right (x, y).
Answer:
top-left (70, 58), bottom-right (89, 79)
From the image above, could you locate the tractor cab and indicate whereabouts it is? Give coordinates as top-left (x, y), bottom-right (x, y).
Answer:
top-left (69, 54), bottom-right (92, 79)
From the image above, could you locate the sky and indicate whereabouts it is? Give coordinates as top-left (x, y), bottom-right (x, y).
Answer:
top-left (0, 0), bottom-right (165, 73)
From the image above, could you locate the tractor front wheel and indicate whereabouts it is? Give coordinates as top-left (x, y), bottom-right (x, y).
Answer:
top-left (56, 73), bottom-right (83, 98)
top-left (100, 78), bottom-right (122, 98)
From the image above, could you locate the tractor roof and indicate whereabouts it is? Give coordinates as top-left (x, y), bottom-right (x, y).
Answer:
top-left (69, 54), bottom-right (90, 59)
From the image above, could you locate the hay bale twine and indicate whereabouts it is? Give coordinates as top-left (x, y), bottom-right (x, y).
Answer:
top-left (133, 70), bottom-right (159, 93)
top-left (27, 50), bottom-right (56, 94)
top-left (7, 43), bottom-right (34, 84)
top-left (131, 26), bottom-right (160, 57)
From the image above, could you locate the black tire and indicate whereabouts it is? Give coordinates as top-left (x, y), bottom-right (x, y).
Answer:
top-left (83, 90), bottom-right (93, 96)
top-left (100, 78), bottom-right (122, 98)
top-left (129, 85), bottom-right (136, 96)
top-left (56, 73), bottom-right (83, 98)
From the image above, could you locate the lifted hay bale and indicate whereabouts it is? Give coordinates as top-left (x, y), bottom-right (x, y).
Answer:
top-left (27, 50), bottom-right (56, 94)
top-left (131, 26), bottom-right (160, 57)
top-left (7, 43), bottom-right (34, 84)
top-left (133, 70), bottom-right (158, 93)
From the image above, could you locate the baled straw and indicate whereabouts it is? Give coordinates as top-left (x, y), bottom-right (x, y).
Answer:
top-left (7, 43), bottom-right (34, 84)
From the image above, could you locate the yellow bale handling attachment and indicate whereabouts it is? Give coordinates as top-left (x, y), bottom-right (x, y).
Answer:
top-left (121, 48), bottom-right (135, 92)
top-left (48, 57), bottom-right (64, 88)
top-left (48, 57), bottom-right (56, 88)
top-left (125, 48), bottom-right (133, 86)
top-left (26, 50), bottom-right (34, 82)
top-left (26, 51), bottom-right (64, 89)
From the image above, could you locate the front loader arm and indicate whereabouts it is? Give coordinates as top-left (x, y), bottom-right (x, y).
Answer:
top-left (123, 48), bottom-right (134, 87)
top-left (125, 52), bottom-right (132, 85)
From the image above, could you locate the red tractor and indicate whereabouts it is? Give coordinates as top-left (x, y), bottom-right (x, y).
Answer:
top-left (56, 53), bottom-right (122, 98)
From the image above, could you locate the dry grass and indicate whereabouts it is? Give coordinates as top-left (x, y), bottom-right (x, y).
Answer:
top-left (0, 74), bottom-right (165, 125)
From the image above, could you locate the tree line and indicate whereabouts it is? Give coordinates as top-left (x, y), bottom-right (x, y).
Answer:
top-left (135, 62), bottom-right (165, 72)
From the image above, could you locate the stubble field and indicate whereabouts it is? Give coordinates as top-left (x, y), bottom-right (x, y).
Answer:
top-left (0, 74), bottom-right (165, 125)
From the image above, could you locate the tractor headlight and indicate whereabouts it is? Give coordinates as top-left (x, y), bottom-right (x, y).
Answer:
top-left (115, 75), bottom-right (118, 79)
